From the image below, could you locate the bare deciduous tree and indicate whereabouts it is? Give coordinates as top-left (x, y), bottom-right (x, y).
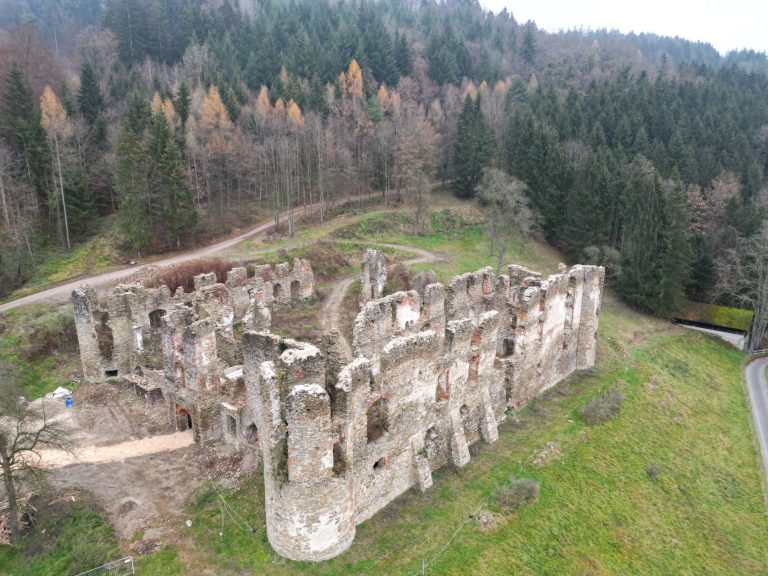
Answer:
top-left (716, 222), bottom-right (768, 352)
top-left (0, 364), bottom-right (70, 544)
top-left (476, 168), bottom-right (539, 272)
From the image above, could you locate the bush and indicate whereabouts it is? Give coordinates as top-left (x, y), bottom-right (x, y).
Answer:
top-left (581, 387), bottom-right (625, 425)
top-left (384, 262), bottom-right (413, 295)
top-left (139, 258), bottom-right (237, 294)
top-left (646, 462), bottom-right (662, 481)
top-left (290, 241), bottom-right (351, 283)
top-left (496, 477), bottom-right (540, 512)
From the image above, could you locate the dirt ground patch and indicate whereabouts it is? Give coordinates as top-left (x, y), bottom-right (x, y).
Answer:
top-left (27, 383), bottom-right (202, 542)
top-left (49, 446), bottom-right (203, 541)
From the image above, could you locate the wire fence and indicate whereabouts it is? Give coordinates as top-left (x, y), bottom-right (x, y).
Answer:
top-left (75, 557), bottom-right (134, 576)
top-left (206, 478), bottom-right (263, 541)
top-left (409, 499), bottom-right (489, 576)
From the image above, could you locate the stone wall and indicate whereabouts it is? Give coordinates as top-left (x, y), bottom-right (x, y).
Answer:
top-left (71, 255), bottom-right (603, 563)
top-left (359, 249), bottom-right (387, 305)
top-left (72, 259), bottom-right (315, 385)
top-left (71, 259), bottom-right (315, 448)
top-left (247, 262), bottom-right (604, 561)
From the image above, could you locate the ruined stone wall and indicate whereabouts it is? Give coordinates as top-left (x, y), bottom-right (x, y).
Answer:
top-left (247, 263), bottom-right (604, 562)
top-left (359, 249), bottom-right (387, 305)
top-left (71, 255), bottom-right (603, 562)
top-left (71, 259), bottom-right (315, 384)
top-left (71, 259), bottom-right (315, 448)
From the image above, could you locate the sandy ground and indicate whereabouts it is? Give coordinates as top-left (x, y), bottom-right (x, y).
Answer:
top-left (38, 431), bottom-right (194, 468)
top-left (30, 385), bottom-right (205, 542)
top-left (49, 444), bottom-right (203, 540)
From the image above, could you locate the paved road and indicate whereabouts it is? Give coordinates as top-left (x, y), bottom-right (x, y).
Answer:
top-left (678, 324), bottom-right (745, 350)
top-left (745, 357), bottom-right (768, 480)
top-left (0, 196), bottom-right (369, 314)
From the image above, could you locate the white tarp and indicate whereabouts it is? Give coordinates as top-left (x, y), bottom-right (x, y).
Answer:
top-left (45, 386), bottom-right (71, 399)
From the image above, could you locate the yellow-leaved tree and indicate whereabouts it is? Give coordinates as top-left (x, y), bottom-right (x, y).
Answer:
top-left (151, 92), bottom-right (177, 127)
top-left (377, 84), bottom-right (390, 109)
top-left (286, 99), bottom-right (304, 127)
top-left (200, 85), bottom-right (232, 133)
top-left (339, 59), bottom-right (363, 99)
top-left (255, 85), bottom-right (271, 118)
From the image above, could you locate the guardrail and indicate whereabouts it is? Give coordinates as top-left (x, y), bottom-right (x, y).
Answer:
top-left (75, 557), bottom-right (134, 576)
top-left (748, 349), bottom-right (768, 356)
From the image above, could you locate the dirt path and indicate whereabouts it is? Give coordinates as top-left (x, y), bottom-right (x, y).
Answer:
top-left (319, 242), bottom-right (444, 361)
top-left (0, 195), bottom-right (371, 314)
top-left (38, 430), bottom-right (194, 469)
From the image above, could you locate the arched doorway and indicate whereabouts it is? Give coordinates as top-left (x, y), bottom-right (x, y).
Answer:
top-left (176, 406), bottom-right (193, 431)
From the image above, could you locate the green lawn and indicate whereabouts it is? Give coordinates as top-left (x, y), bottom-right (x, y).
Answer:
top-left (2, 202), bottom-right (766, 575)
top-left (677, 301), bottom-right (754, 332)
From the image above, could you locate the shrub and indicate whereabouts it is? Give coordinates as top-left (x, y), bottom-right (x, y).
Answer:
top-left (496, 477), bottom-right (540, 512)
top-left (646, 462), bottom-right (662, 481)
top-left (18, 311), bottom-right (78, 360)
top-left (139, 258), bottom-right (237, 294)
top-left (581, 387), bottom-right (625, 425)
top-left (291, 241), bottom-right (351, 283)
top-left (384, 262), bottom-right (413, 295)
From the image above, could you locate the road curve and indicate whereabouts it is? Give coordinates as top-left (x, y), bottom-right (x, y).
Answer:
top-left (0, 196), bottom-right (369, 314)
top-left (745, 357), bottom-right (768, 481)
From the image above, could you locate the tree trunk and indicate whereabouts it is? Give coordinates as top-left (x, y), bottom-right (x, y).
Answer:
top-left (746, 314), bottom-right (767, 353)
top-left (496, 246), bottom-right (506, 275)
top-left (53, 133), bottom-right (70, 249)
top-left (1, 449), bottom-right (20, 544)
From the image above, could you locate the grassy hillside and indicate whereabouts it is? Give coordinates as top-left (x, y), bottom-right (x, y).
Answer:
top-left (1, 198), bottom-right (766, 575)
top-left (0, 303), bottom-right (80, 398)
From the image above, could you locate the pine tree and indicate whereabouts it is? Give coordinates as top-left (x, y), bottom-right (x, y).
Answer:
top-left (77, 61), bottom-right (104, 124)
top-left (62, 164), bottom-right (96, 240)
top-left (116, 122), bottom-right (149, 256)
top-left (1, 63), bottom-right (52, 213)
top-left (394, 31), bottom-right (412, 77)
top-left (522, 23), bottom-right (537, 66)
top-left (175, 81), bottom-right (191, 129)
top-left (125, 88), bottom-right (151, 135)
top-left (149, 113), bottom-right (197, 248)
top-left (363, 14), bottom-right (398, 86)
top-left (616, 160), bottom-right (689, 316)
top-left (453, 95), bottom-right (493, 198)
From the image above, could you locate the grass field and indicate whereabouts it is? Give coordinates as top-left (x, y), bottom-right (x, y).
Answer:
top-left (677, 301), bottom-right (754, 332)
top-left (1, 198), bottom-right (766, 575)
top-left (0, 303), bottom-right (79, 398)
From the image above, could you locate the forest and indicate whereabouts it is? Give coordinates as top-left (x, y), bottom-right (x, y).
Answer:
top-left (0, 0), bottom-right (767, 336)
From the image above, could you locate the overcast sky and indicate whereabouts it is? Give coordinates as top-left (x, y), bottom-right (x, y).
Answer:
top-left (480, 0), bottom-right (768, 55)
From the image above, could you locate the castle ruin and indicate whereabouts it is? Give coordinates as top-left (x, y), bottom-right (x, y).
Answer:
top-left (71, 252), bottom-right (604, 562)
